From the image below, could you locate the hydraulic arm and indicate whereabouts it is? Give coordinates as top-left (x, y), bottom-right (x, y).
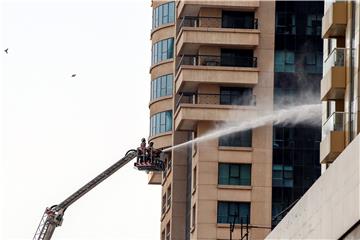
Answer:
top-left (33, 149), bottom-right (138, 240)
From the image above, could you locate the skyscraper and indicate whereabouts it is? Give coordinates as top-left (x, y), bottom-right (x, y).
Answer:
top-left (267, 0), bottom-right (360, 238)
top-left (148, 1), bottom-right (323, 239)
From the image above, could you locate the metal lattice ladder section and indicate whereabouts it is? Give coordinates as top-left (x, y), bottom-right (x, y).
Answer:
top-left (33, 211), bottom-right (50, 240)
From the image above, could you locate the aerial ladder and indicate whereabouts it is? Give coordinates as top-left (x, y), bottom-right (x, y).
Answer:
top-left (33, 139), bottom-right (165, 240)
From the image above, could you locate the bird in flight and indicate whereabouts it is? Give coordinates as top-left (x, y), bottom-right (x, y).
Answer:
top-left (71, 74), bottom-right (76, 77)
top-left (4, 48), bottom-right (8, 54)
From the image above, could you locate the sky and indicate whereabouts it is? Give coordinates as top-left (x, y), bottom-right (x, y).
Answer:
top-left (1, 0), bottom-right (162, 239)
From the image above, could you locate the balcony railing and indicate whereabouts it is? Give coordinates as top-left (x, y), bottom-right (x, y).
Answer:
top-left (322, 112), bottom-right (346, 139)
top-left (162, 158), bottom-right (172, 179)
top-left (175, 92), bottom-right (256, 110)
top-left (323, 48), bottom-right (347, 74)
top-left (161, 198), bottom-right (166, 215)
top-left (177, 16), bottom-right (258, 33)
top-left (176, 54), bottom-right (257, 72)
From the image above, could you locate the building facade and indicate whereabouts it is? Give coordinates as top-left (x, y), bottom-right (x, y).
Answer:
top-left (267, 0), bottom-right (360, 239)
top-left (148, 1), bottom-right (324, 239)
top-left (271, 1), bottom-right (323, 227)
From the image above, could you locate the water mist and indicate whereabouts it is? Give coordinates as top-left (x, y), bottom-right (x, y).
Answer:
top-left (163, 103), bottom-right (321, 152)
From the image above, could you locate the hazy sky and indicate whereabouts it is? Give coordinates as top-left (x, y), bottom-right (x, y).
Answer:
top-left (1, 0), bottom-right (161, 239)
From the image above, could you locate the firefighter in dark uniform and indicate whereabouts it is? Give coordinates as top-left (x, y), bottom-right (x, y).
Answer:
top-left (137, 138), bottom-right (147, 163)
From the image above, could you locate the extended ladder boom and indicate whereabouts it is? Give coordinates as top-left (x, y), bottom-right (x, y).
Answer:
top-left (56, 150), bottom-right (137, 211)
top-left (33, 149), bottom-right (138, 240)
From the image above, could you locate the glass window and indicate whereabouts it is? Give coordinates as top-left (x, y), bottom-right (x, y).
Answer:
top-left (221, 49), bottom-right (254, 67)
top-left (166, 75), bottom-right (173, 95)
top-left (165, 111), bottom-right (172, 132)
top-left (162, 40), bottom-right (168, 60)
top-left (275, 51), bottom-right (295, 73)
top-left (276, 12), bottom-right (296, 34)
top-left (219, 130), bottom-right (252, 147)
top-left (306, 14), bottom-right (322, 36)
top-left (218, 163), bottom-right (251, 186)
top-left (220, 87), bottom-right (253, 105)
top-left (272, 164), bottom-right (294, 188)
top-left (217, 201), bottom-right (250, 224)
top-left (151, 74), bottom-right (173, 101)
top-left (167, 38), bottom-right (174, 59)
top-left (152, 2), bottom-right (175, 29)
top-left (168, 2), bottom-right (175, 23)
top-left (150, 111), bottom-right (172, 136)
top-left (222, 11), bottom-right (255, 29)
top-left (151, 38), bottom-right (174, 65)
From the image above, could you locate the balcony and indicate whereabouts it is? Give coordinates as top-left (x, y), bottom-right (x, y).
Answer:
top-left (322, 1), bottom-right (347, 38)
top-left (177, 1), bottom-right (259, 18)
top-left (321, 48), bottom-right (346, 101)
top-left (175, 54), bottom-right (258, 92)
top-left (148, 171), bottom-right (162, 185)
top-left (320, 112), bottom-right (346, 163)
top-left (174, 92), bottom-right (256, 131)
top-left (176, 16), bottom-right (259, 55)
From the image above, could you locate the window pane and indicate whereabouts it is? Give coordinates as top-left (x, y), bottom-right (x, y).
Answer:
top-left (152, 79), bottom-right (156, 99)
top-left (240, 164), bottom-right (251, 185)
top-left (163, 3), bottom-right (168, 23)
top-left (162, 40), bottom-right (168, 60)
top-left (157, 41), bottom-right (162, 62)
top-left (156, 114), bottom-right (160, 134)
top-left (219, 130), bottom-right (252, 147)
top-left (165, 111), bottom-right (172, 132)
top-left (239, 203), bottom-right (250, 222)
top-left (159, 76), bottom-right (165, 96)
top-left (156, 79), bottom-right (161, 98)
top-left (229, 203), bottom-right (238, 222)
top-left (154, 43), bottom-right (158, 64)
top-left (158, 5), bottom-right (163, 26)
top-left (169, 2), bottom-right (175, 23)
top-left (230, 165), bottom-right (240, 177)
top-left (167, 75), bottom-right (173, 95)
top-left (155, 8), bottom-right (159, 28)
top-left (159, 112), bottom-right (165, 132)
top-left (217, 201), bottom-right (250, 224)
top-left (217, 202), bottom-right (228, 223)
top-left (229, 165), bottom-right (240, 185)
top-left (167, 38), bottom-right (174, 59)
top-left (218, 164), bottom-right (229, 184)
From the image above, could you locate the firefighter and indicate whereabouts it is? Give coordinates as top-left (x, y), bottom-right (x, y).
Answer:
top-left (137, 138), bottom-right (146, 163)
top-left (146, 141), bottom-right (154, 164)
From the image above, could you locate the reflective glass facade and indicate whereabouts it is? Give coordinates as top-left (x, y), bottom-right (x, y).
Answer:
top-left (152, 2), bottom-right (175, 29)
top-left (150, 111), bottom-right (172, 136)
top-left (151, 74), bottom-right (173, 101)
top-left (272, 1), bottom-right (323, 228)
top-left (151, 38), bottom-right (174, 65)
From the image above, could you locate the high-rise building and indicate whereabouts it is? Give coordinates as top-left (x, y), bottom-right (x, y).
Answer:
top-left (148, 1), bottom-right (323, 239)
top-left (267, 1), bottom-right (360, 239)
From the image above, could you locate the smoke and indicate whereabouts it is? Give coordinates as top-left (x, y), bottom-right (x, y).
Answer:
top-left (163, 103), bottom-right (321, 152)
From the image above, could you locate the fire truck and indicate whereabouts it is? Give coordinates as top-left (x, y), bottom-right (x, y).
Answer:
top-left (33, 139), bottom-right (165, 240)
